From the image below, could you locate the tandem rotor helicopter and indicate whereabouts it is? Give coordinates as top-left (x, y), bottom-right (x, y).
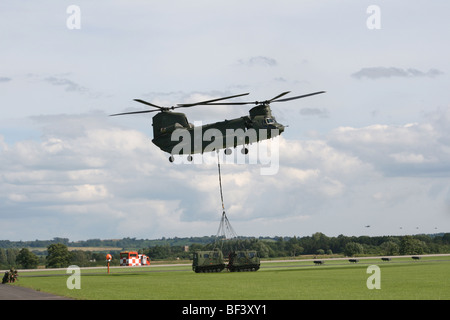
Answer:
top-left (110, 91), bottom-right (325, 162)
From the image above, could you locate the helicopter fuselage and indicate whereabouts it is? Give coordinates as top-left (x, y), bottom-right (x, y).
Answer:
top-left (151, 104), bottom-right (285, 156)
top-left (110, 90), bottom-right (325, 162)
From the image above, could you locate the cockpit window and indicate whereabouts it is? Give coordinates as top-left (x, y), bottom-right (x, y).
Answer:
top-left (265, 118), bottom-right (275, 124)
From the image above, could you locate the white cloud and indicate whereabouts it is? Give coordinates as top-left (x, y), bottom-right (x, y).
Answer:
top-left (59, 184), bottom-right (110, 202)
top-left (44, 77), bottom-right (89, 94)
top-left (328, 115), bottom-right (450, 177)
top-left (1, 110), bottom-right (450, 240)
top-left (237, 56), bottom-right (278, 67)
top-left (0, 135), bottom-right (8, 151)
top-left (390, 152), bottom-right (432, 164)
top-left (352, 67), bottom-right (444, 79)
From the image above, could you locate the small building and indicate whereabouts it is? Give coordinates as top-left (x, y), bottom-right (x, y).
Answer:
top-left (119, 251), bottom-right (150, 266)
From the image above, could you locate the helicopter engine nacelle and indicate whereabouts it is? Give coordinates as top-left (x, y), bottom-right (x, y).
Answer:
top-left (249, 104), bottom-right (272, 118)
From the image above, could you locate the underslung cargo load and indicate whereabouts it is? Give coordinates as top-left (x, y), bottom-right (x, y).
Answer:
top-left (192, 249), bottom-right (225, 273)
top-left (227, 250), bottom-right (260, 272)
top-left (192, 153), bottom-right (260, 273)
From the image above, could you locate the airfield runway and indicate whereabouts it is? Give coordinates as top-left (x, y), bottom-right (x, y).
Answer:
top-left (0, 283), bottom-right (72, 300)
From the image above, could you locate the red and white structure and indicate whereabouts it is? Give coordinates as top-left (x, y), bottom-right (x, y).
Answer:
top-left (119, 251), bottom-right (151, 266)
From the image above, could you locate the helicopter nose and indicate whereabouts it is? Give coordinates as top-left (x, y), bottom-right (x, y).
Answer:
top-left (278, 124), bottom-right (285, 133)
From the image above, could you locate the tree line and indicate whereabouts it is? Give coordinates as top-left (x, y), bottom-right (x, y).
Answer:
top-left (1, 233), bottom-right (449, 270)
top-left (0, 236), bottom-right (214, 249)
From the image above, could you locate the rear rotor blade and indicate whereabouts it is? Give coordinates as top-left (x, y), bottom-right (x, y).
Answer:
top-left (110, 98), bottom-right (167, 116)
top-left (110, 93), bottom-right (251, 116)
top-left (133, 99), bottom-right (165, 109)
top-left (110, 109), bottom-right (160, 116)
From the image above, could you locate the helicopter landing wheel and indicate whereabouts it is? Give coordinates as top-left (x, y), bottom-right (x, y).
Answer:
top-left (169, 155), bottom-right (174, 163)
top-left (187, 155), bottom-right (193, 162)
top-left (224, 148), bottom-right (232, 155)
top-left (241, 147), bottom-right (249, 155)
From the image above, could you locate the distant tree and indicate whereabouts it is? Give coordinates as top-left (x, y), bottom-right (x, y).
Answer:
top-left (188, 243), bottom-right (204, 253)
top-left (400, 236), bottom-right (427, 255)
top-left (46, 243), bottom-right (72, 268)
top-left (6, 249), bottom-right (19, 267)
top-left (16, 248), bottom-right (40, 269)
top-left (70, 250), bottom-right (89, 267)
top-left (52, 238), bottom-right (69, 245)
top-left (0, 248), bottom-right (7, 267)
top-left (344, 242), bottom-right (364, 257)
top-left (290, 244), bottom-right (304, 257)
top-left (380, 241), bottom-right (399, 256)
top-left (312, 232), bottom-right (330, 253)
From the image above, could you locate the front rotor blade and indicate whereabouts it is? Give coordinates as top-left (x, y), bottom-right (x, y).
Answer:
top-left (176, 92), bottom-right (250, 107)
top-left (190, 91), bottom-right (326, 106)
top-left (269, 91), bottom-right (291, 102)
top-left (272, 91), bottom-right (326, 102)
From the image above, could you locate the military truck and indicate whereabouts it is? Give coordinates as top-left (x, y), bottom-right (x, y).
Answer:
top-left (227, 250), bottom-right (260, 272)
top-left (192, 249), bottom-right (225, 273)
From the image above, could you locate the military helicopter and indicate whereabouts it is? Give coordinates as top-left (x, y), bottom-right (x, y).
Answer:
top-left (110, 91), bottom-right (325, 162)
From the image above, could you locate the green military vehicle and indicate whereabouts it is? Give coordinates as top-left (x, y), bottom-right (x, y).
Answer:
top-left (227, 250), bottom-right (260, 272)
top-left (192, 249), bottom-right (225, 273)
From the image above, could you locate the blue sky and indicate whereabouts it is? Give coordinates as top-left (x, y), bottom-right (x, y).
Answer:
top-left (0, 1), bottom-right (449, 241)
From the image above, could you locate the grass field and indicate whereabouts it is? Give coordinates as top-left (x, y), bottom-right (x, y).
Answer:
top-left (11, 256), bottom-right (450, 300)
